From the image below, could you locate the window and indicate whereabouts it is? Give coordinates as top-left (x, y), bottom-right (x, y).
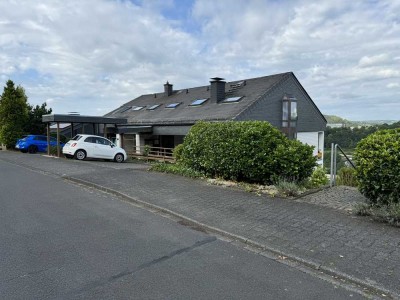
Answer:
top-left (94, 137), bottom-right (110, 145)
top-left (223, 96), bottom-right (242, 103)
top-left (282, 94), bottom-right (298, 139)
top-left (84, 137), bottom-right (95, 143)
top-left (165, 102), bottom-right (181, 108)
top-left (132, 106), bottom-right (144, 111)
top-left (72, 135), bottom-right (82, 141)
top-left (119, 106), bottom-right (132, 113)
top-left (189, 99), bottom-right (208, 106)
top-left (147, 104), bottom-right (161, 110)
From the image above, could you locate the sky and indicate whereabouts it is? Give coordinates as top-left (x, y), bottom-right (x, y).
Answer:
top-left (0, 0), bottom-right (399, 121)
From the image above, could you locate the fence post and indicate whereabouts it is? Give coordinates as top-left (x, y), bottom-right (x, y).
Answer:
top-left (330, 143), bottom-right (334, 187)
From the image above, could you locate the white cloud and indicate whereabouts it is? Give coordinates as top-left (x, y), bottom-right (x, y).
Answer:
top-left (387, 83), bottom-right (400, 88)
top-left (359, 54), bottom-right (391, 67)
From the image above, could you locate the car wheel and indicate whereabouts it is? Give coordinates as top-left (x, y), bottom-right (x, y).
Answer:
top-left (114, 153), bottom-right (124, 163)
top-left (75, 150), bottom-right (86, 160)
top-left (28, 145), bottom-right (37, 154)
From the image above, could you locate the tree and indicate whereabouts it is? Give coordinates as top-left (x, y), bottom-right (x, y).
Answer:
top-left (0, 80), bottom-right (29, 148)
top-left (26, 103), bottom-right (52, 134)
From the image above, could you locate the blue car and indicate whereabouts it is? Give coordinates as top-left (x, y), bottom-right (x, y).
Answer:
top-left (15, 135), bottom-right (65, 154)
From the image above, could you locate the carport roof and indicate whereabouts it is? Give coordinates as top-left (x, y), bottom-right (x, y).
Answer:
top-left (42, 114), bottom-right (127, 124)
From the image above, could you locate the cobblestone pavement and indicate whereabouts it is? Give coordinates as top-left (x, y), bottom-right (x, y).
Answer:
top-left (1, 151), bottom-right (399, 298)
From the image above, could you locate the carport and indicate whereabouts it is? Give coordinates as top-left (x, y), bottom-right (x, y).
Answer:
top-left (42, 114), bottom-right (127, 157)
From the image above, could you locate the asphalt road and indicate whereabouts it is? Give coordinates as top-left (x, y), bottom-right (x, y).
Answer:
top-left (0, 160), bottom-right (363, 299)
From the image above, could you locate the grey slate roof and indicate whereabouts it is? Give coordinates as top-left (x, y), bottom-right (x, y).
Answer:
top-left (104, 72), bottom-right (323, 125)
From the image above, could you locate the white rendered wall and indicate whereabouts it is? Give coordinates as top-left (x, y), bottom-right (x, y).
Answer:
top-left (297, 131), bottom-right (325, 165)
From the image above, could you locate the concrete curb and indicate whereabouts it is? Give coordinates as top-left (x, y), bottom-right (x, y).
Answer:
top-left (63, 175), bottom-right (397, 300)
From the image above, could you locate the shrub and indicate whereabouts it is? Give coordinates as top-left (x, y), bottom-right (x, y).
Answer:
top-left (48, 145), bottom-right (58, 156)
top-left (336, 167), bottom-right (357, 187)
top-left (275, 179), bottom-right (304, 197)
top-left (355, 203), bottom-right (400, 227)
top-left (271, 140), bottom-right (316, 183)
top-left (180, 121), bottom-right (316, 184)
top-left (143, 145), bottom-right (150, 157)
top-left (354, 128), bottom-right (400, 205)
top-left (308, 167), bottom-right (329, 188)
top-left (173, 144), bottom-right (184, 161)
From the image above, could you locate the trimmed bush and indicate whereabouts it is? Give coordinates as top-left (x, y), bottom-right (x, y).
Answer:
top-left (354, 128), bottom-right (400, 205)
top-left (180, 121), bottom-right (316, 184)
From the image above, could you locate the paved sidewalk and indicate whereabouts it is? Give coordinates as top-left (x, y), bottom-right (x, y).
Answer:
top-left (1, 151), bottom-right (399, 298)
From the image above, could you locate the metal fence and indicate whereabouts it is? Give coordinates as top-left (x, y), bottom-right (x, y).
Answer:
top-left (330, 143), bottom-right (355, 187)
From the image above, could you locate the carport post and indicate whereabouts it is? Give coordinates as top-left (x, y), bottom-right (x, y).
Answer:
top-left (71, 123), bottom-right (74, 138)
top-left (47, 123), bottom-right (50, 156)
top-left (57, 122), bottom-right (60, 157)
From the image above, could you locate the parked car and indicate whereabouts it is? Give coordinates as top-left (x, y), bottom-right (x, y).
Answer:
top-left (62, 134), bottom-right (127, 163)
top-left (15, 135), bottom-right (65, 154)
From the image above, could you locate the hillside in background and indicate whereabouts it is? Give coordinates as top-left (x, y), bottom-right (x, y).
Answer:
top-left (324, 115), bottom-right (398, 127)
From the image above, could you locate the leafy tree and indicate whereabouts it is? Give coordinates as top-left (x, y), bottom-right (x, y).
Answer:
top-left (324, 123), bottom-right (400, 149)
top-left (0, 80), bottom-right (29, 148)
top-left (25, 102), bottom-right (52, 134)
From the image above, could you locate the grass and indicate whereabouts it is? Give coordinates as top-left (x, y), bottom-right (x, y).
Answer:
top-left (355, 202), bottom-right (400, 227)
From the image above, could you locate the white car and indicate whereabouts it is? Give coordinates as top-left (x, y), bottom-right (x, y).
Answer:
top-left (63, 134), bottom-right (127, 163)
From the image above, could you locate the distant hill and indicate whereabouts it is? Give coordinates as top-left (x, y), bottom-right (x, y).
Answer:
top-left (324, 115), bottom-right (351, 125)
top-left (324, 115), bottom-right (398, 127)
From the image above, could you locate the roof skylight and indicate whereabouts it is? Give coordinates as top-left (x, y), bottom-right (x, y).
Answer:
top-left (119, 106), bottom-right (132, 113)
top-left (223, 96), bottom-right (243, 103)
top-left (165, 102), bottom-right (181, 108)
top-left (147, 104), bottom-right (161, 110)
top-left (189, 98), bottom-right (208, 106)
top-left (131, 106), bottom-right (144, 111)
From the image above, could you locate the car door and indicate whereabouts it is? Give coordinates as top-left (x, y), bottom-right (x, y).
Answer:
top-left (82, 136), bottom-right (96, 157)
top-left (93, 137), bottom-right (114, 159)
top-left (36, 136), bottom-right (48, 152)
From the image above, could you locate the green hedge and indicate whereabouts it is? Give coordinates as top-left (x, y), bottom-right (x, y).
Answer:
top-left (354, 129), bottom-right (400, 205)
top-left (179, 121), bottom-right (316, 184)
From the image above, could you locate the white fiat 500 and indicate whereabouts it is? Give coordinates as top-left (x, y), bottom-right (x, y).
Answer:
top-left (63, 134), bottom-right (127, 163)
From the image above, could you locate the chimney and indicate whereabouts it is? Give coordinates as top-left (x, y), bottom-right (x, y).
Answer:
top-left (164, 81), bottom-right (173, 96)
top-left (210, 77), bottom-right (225, 103)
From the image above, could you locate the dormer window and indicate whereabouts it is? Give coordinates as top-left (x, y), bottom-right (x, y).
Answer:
top-left (282, 94), bottom-right (298, 139)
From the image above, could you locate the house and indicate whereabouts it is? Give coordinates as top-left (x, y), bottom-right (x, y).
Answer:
top-left (104, 72), bottom-right (326, 163)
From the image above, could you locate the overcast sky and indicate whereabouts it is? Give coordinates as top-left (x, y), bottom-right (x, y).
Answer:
top-left (1, 0), bottom-right (399, 121)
